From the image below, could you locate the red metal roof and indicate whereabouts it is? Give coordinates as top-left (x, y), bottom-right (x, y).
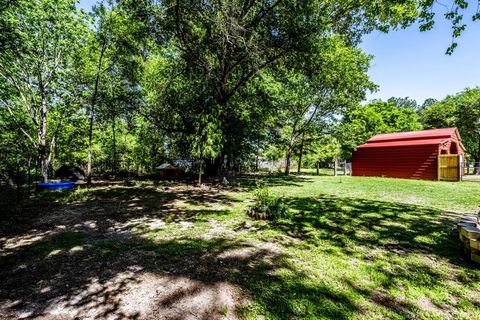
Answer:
top-left (356, 138), bottom-right (448, 149)
top-left (367, 128), bottom-right (457, 143)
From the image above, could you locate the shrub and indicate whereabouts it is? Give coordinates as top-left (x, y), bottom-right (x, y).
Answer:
top-left (250, 186), bottom-right (288, 220)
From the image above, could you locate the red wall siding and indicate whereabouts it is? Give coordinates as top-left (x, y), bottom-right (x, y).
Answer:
top-left (352, 145), bottom-right (439, 180)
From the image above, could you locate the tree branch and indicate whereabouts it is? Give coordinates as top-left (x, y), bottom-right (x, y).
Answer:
top-left (1, 99), bottom-right (37, 148)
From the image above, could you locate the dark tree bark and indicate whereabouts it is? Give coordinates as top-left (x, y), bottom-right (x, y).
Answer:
top-left (256, 137), bottom-right (260, 172)
top-left (285, 149), bottom-right (292, 176)
top-left (297, 132), bottom-right (305, 174)
top-left (198, 150), bottom-right (203, 185)
top-left (112, 116), bottom-right (117, 177)
top-left (38, 91), bottom-right (48, 182)
top-left (87, 42), bottom-right (107, 186)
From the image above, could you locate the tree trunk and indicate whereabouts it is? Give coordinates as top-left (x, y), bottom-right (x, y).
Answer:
top-left (285, 127), bottom-right (297, 176)
top-left (7, 168), bottom-right (15, 187)
top-left (285, 149), bottom-right (291, 176)
top-left (112, 116), bottom-right (117, 177)
top-left (256, 137), bottom-right (260, 171)
top-left (87, 113), bottom-right (94, 185)
top-left (316, 162), bottom-right (319, 175)
top-left (16, 160), bottom-right (20, 204)
top-left (87, 43), bottom-right (107, 186)
top-left (198, 161), bottom-right (203, 185)
top-left (38, 97), bottom-right (48, 182)
top-left (297, 132), bottom-right (305, 174)
top-left (205, 157), bottom-right (222, 177)
top-left (27, 157), bottom-right (31, 192)
top-left (198, 138), bottom-right (204, 185)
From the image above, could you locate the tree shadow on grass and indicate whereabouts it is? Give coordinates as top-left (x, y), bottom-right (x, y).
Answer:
top-left (0, 232), bottom-right (362, 319)
top-left (275, 195), bottom-right (464, 258)
top-left (232, 174), bottom-right (314, 191)
top-left (0, 184), bottom-right (365, 319)
top-left (0, 184), bottom-right (239, 240)
top-left (250, 194), bottom-right (480, 318)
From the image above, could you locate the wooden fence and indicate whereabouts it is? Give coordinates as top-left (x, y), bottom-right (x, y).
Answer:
top-left (438, 155), bottom-right (461, 181)
top-left (333, 160), bottom-right (351, 176)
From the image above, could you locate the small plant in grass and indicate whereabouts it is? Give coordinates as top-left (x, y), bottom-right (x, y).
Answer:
top-left (248, 186), bottom-right (288, 220)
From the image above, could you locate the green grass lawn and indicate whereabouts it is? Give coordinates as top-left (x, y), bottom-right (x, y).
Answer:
top-left (235, 176), bottom-right (480, 319)
top-left (1, 176), bottom-right (480, 319)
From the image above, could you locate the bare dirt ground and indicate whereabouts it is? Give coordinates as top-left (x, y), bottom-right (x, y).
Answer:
top-left (0, 182), bottom-right (281, 320)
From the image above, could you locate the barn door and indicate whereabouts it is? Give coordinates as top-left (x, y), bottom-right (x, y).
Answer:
top-left (438, 155), bottom-right (461, 181)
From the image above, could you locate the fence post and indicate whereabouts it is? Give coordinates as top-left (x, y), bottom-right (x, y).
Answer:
top-left (343, 161), bottom-right (347, 176)
top-left (459, 155), bottom-right (463, 181)
top-left (334, 159), bottom-right (337, 176)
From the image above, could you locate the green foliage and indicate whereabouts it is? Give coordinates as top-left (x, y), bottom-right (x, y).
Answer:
top-left (338, 101), bottom-right (422, 159)
top-left (387, 96), bottom-right (418, 110)
top-left (422, 100), bottom-right (457, 129)
top-left (253, 187), bottom-right (288, 221)
top-left (418, 0), bottom-right (479, 54)
top-left (258, 36), bottom-right (375, 174)
top-left (303, 136), bottom-right (342, 167)
top-left (0, 0), bottom-right (90, 180)
top-left (422, 88), bottom-right (480, 162)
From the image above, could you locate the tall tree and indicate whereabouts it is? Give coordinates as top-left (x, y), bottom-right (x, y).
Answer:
top-left (135, 0), bottom-right (421, 174)
top-left (0, 0), bottom-right (88, 181)
top-left (261, 37), bottom-right (374, 175)
top-left (81, 1), bottom-right (146, 184)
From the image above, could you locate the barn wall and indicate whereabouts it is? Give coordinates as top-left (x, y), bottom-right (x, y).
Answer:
top-left (352, 145), bottom-right (439, 180)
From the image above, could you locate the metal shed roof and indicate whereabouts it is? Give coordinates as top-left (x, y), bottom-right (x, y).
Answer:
top-left (356, 138), bottom-right (448, 149)
top-left (367, 128), bottom-right (458, 143)
top-left (156, 163), bottom-right (178, 170)
top-left (357, 128), bottom-right (465, 151)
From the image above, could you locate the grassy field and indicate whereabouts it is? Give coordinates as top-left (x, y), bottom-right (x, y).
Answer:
top-left (1, 176), bottom-right (480, 319)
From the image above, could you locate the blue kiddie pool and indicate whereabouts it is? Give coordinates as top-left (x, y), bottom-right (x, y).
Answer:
top-left (38, 181), bottom-right (76, 191)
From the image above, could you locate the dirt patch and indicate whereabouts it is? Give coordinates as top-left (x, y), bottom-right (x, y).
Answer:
top-left (32, 269), bottom-right (247, 320)
top-left (0, 240), bottom-right (279, 319)
top-left (417, 296), bottom-right (452, 319)
top-left (0, 183), bottom-right (282, 320)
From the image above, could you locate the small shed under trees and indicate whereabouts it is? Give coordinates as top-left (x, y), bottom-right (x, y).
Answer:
top-left (156, 163), bottom-right (180, 179)
top-left (352, 128), bottom-right (465, 180)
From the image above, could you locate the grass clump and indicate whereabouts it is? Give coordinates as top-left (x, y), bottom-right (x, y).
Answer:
top-left (249, 186), bottom-right (288, 220)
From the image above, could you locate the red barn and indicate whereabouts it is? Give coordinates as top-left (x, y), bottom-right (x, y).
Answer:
top-left (352, 128), bottom-right (465, 180)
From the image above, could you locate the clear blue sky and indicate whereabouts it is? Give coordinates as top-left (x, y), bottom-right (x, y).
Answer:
top-left (78, 0), bottom-right (480, 105)
top-left (360, 10), bottom-right (480, 104)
